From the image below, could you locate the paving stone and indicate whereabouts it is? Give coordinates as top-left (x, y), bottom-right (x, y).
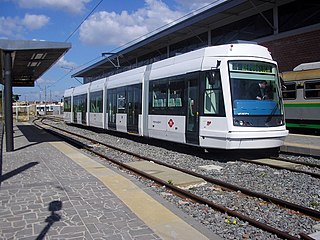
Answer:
top-left (15, 227), bottom-right (33, 238)
top-left (2, 226), bottom-right (24, 233)
top-left (129, 228), bottom-right (156, 237)
top-left (23, 212), bottom-right (37, 220)
top-left (0, 125), bottom-right (159, 240)
top-left (135, 234), bottom-right (161, 240)
top-left (59, 226), bottom-right (85, 234)
top-left (17, 236), bottom-right (37, 240)
top-left (12, 220), bottom-right (27, 228)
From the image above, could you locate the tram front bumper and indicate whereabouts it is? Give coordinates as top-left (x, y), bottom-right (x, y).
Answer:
top-left (199, 129), bottom-right (288, 149)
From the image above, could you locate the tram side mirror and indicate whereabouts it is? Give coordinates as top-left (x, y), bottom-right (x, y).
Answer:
top-left (208, 69), bottom-right (221, 85)
top-left (279, 76), bottom-right (286, 99)
top-left (280, 76), bottom-right (286, 90)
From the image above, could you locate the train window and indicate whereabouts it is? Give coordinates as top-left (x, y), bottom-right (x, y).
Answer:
top-left (107, 89), bottom-right (117, 124)
top-left (73, 94), bottom-right (87, 123)
top-left (150, 77), bottom-right (185, 115)
top-left (282, 82), bottom-right (296, 99)
top-left (229, 60), bottom-right (284, 122)
top-left (117, 90), bottom-right (126, 113)
top-left (305, 81), bottom-right (320, 99)
top-left (168, 80), bottom-right (184, 108)
top-left (204, 71), bottom-right (225, 116)
top-left (64, 97), bottom-right (71, 112)
top-left (127, 84), bottom-right (142, 132)
top-left (73, 94), bottom-right (87, 113)
top-left (127, 84), bottom-right (142, 115)
top-left (90, 90), bottom-right (103, 113)
top-left (150, 80), bottom-right (167, 110)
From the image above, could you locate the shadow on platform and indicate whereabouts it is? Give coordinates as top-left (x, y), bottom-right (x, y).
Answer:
top-left (0, 161), bottom-right (39, 184)
top-left (16, 125), bottom-right (60, 143)
top-left (36, 200), bottom-right (62, 240)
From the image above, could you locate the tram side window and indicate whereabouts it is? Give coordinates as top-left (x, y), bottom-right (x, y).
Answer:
top-left (150, 77), bottom-right (185, 115)
top-left (204, 71), bottom-right (225, 116)
top-left (64, 97), bottom-right (71, 112)
top-left (73, 94), bottom-right (87, 113)
top-left (90, 90), bottom-right (103, 113)
top-left (168, 80), bottom-right (184, 109)
top-left (282, 82), bottom-right (296, 99)
top-left (304, 80), bottom-right (320, 99)
top-left (73, 93), bottom-right (87, 123)
top-left (150, 80), bottom-right (167, 111)
top-left (117, 89), bottom-right (126, 113)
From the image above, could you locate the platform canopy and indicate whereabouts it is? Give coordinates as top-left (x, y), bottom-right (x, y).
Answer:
top-left (0, 39), bottom-right (71, 87)
top-left (73, 0), bottom-right (284, 79)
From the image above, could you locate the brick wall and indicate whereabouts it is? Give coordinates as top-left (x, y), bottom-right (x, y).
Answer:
top-left (261, 29), bottom-right (320, 72)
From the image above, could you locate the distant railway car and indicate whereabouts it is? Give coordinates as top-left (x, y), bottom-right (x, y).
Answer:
top-left (281, 62), bottom-right (320, 133)
top-left (36, 104), bottom-right (62, 115)
top-left (64, 43), bottom-right (288, 151)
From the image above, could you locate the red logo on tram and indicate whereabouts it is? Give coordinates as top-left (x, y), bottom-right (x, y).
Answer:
top-left (168, 119), bottom-right (174, 128)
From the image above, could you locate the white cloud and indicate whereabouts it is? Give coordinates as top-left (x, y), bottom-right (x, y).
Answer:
top-left (78, 0), bottom-right (227, 48)
top-left (79, 0), bottom-right (185, 47)
top-left (36, 77), bottom-right (57, 85)
top-left (0, 14), bottom-right (50, 38)
top-left (0, 16), bottom-right (24, 38)
top-left (56, 56), bottom-right (78, 70)
top-left (173, 0), bottom-right (214, 11)
top-left (16, 0), bottom-right (91, 14)
top-left (22, 14), bottom-right (50, 30)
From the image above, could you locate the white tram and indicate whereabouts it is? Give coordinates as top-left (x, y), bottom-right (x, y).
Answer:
top-left (64, 43), bottom-right (288, 150)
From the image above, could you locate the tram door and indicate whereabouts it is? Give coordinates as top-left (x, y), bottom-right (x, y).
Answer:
top-left (127, 84), bottom-right (141, 133)
top-left (186, 77), bottom-right (200, 145)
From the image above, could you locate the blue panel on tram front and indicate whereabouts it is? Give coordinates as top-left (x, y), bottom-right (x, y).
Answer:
top-left (233, 100), bottom-right (280, 115)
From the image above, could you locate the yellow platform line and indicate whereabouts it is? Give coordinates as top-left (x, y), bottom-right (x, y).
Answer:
top-left (50, 142), bottom-right (211, 240)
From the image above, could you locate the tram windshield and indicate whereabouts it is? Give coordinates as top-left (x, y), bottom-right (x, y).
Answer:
top-left (229, 60), bottom-right (284, 127)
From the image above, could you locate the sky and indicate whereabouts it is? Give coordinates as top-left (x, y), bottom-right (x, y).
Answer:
top-left (0, 0), bottom-right (216, 102)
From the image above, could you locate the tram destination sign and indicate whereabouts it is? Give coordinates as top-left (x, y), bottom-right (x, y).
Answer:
top-left (231, 62), bottom-right (273, 73)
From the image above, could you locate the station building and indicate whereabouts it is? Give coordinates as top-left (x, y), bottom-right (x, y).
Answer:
top-left (73, 0), bottom-right (320, 82)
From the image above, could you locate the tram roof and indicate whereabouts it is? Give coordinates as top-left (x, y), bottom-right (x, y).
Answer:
top-left (281, 69), bottom-right (320, 82)
top-left (73, 0), bottom-right (292, 79)
top-left (0, 39), bottom-right (71, 87)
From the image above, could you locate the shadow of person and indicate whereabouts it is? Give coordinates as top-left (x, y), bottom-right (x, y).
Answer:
top-left (36, 200), bottom-right (62, 240)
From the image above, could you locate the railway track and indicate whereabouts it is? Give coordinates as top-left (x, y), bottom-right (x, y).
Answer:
top-left (34, 117), bottom-right (320, 239)
top-left (239, 157), bottom-right (320, 179)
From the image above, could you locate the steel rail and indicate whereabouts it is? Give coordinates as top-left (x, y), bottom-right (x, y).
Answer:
top-left (272, 156), bottom-right (320, 169)
top-left (37, 117), bottom-right (320, 219)
top-left (240, 158), bottom-right (320, 179)
top-left (34, 119), bottom-right (301, 240)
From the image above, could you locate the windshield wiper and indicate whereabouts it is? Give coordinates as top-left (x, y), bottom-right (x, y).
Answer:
top-left (265, 103), bottom-right (279, 123)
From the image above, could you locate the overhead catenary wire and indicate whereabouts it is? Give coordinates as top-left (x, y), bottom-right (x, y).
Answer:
top-left (64, 0), bottom-right (104, 42)
top-left (106, 0), bottom-right (224, 54)
top-left (60, 0), bottom-right (224, 85)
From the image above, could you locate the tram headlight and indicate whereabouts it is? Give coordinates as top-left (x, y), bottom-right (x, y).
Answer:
top-left (234, 119), bottom-right (253, 127)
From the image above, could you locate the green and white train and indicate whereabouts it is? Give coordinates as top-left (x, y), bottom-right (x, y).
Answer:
top-left (281, 62), bottom-right (320, 133)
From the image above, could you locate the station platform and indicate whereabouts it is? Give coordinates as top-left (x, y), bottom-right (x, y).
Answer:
top-left (281, 133), bottom-right (320, 157)
top-left (0, 123), bottom-right (221, 240)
